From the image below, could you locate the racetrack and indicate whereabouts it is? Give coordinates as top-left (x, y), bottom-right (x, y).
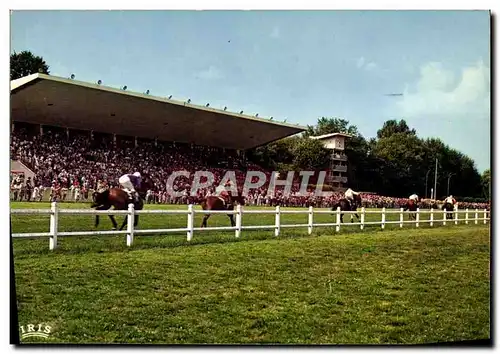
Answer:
top-left (11, 202), bottom-right (491, 344)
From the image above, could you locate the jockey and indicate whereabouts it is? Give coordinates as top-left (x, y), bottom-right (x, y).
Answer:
top-left (409, 194), bottom-right (419, 203)
top-left (345, 188), bottom-right (360, 206)
top-left (96, 179), bottom-right (107, 193)
top-left (216, 180), bottom-right (233, 206)
top-left (119, 172), bottom-right (142, 202)
top-left (444, 195), bottom-right (457, 206)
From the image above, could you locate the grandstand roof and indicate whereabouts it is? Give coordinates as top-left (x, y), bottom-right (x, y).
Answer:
top-left (10, 73), bottom-right (306, 150)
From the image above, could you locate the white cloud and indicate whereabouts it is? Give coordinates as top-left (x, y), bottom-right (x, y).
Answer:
top-left (356, 56), bottom-right (365, 68)
top-left (356, 56), bottom-right (377, 71)
top-left (365, 62), bottom-right (377, 71)
top-left (196, 66), bottom-right (223, 80)
top-left (395, 59), bottom-right (490, 119)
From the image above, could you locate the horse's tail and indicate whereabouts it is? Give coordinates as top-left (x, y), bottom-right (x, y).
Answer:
top-left (200, 200), bottom-right (207, 211)
top-left (331, 203), bottom-right (340, 212)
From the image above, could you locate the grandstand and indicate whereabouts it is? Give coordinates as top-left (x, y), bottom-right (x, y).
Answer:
top-left (10, 73), bottom-right (316, 202)
top-left (11, 73), bottom-right (304, 150)
top-left (8, 73), bottom-right (490, 211)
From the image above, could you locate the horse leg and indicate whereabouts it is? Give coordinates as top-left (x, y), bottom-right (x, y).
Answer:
top-left (94, 205), bottom-right (110, 228)
top-left (202, 214), bottom-right (210, 228)
top-left (109, 215), bottom-right (118, 230)
top-left (228, 214), bottom-right (235, 227)
top-left (119, 216), bottom-right (128, 231)
top-left (134, 214), bottom-right (139, 227)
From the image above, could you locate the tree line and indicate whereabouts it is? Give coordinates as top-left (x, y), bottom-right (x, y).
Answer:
top-left (247, 117), bottom-right (490, 200)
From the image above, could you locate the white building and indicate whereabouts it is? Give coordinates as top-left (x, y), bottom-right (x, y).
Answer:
top-left (310, 132), bottom-right (351, 190)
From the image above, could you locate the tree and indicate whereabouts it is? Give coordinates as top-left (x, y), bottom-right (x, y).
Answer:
top-left (481, 169), bottom-right (491, 199)
top-left (292, 138), bottom-right (330, 170)
top-left (372, 133), bottom-right (426, 196)
top-left (250, 115), bottom-right (484, 199)
top-left (247, 137), bottom-right (298, 169)
top-left (376, 119), bottom-right (416, 139)
top-left (11, 50), bottom-right (50, 80)
top-left (304, 117), bottom-right (360, 138)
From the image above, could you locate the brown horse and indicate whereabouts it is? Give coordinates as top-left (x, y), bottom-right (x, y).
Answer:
top-left (442, 202), bottom-right (454, 220)
top-left (200, 193), bottom-right (246, 227)
top-left (403, 199), bottom-right (418, 220)
top-left (91, 174), bottom-right (153, 230)
top-left (331, 194), bottom-right (362, 223)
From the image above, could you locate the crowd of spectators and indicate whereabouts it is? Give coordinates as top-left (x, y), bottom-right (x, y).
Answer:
top-left (10, 124), bottom-right (490, 210)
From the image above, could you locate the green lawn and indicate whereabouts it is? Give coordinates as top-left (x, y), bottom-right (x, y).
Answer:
top-left (11, 202), bottom-right (491, 344)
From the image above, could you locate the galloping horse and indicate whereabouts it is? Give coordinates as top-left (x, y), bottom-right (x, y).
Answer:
top-left (91, 174), bottom-right (154, 230)
top-left (442, 202), bottom-right (454, 220)
top-left (403, 199), bottom-right (418, 220)
top-left (200, 192), bottom-right (246, 227)
top-left (331, 194), bottom-right (362, 223)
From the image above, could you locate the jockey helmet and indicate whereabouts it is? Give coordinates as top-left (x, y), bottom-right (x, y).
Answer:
top-left (133, 172), bottom-right (141, 178)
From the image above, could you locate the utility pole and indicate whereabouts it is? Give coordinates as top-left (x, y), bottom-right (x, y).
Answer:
top-left (425, 169), bottom-right (431, 199)
top-left (433, 158), bottom-right (438, 200)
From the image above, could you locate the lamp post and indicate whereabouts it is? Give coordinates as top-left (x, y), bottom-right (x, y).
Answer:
top-left (425, 169), bottom-right (431, 199)
top-left (433, 158), bottom-right (438, 200)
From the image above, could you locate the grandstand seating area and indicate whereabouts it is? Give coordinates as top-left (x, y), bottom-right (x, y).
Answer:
top-left (10, 123), bottom-right (489, 210)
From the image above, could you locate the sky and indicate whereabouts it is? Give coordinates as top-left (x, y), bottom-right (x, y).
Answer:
top-left (10, 10), bottom-right (491, 172)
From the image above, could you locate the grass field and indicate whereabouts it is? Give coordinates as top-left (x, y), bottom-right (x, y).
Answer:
top-left (11, 202), bottom-right (491, 344)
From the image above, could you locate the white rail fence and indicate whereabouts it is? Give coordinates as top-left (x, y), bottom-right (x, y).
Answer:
top-left (11, 203), bottom-right (490, 250)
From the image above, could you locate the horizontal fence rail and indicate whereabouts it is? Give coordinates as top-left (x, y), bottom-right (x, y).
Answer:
top-left (10, 203), bottom-right (490, 250)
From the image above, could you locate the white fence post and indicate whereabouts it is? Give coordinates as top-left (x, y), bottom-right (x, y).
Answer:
top-left (126, 203), bottom-right (135, 247)
top-left (399, 207), bottom-right (404, 228)
top-left (416, 208), bottom-right (420, 228)
top-left (307, 206), bottom-right (313, 235)
top-left (430, 208), bottom-right (434, 227)
top-left (275, 205), bottom-right (281, 237)
top-left (335, 207), bottom-right (341, 232)
top-left (187, 204), bottom-right (194, 241)
top-left (475, 209), bottom-right (478, 225)
top-left (465, 208), bottom-right (469, 224)
top-left (49, 202), bottom-right (58, 250)
top-left (454, 205), bottom-right (459, 225)
top-left (360, 207), bottom-right (366, 230)
top-left (442, 209), bottom-right (447, 226)
top-left (484, 209), bottom-right (488, 224)
top-left (381, 207), bottom-right (386, 230)
top-left (235, 204), bottom-right (242, 238)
